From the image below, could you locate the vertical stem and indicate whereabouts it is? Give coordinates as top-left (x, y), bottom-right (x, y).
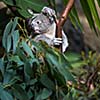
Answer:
top-left (56, 0), bottom-right (75, 52)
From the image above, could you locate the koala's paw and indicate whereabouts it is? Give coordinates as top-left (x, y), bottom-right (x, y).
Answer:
top-left (52, 38), bottom-right (62, 45)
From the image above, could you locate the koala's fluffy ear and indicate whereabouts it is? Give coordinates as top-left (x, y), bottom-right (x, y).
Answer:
top-left (41, 7), bottom-right (56, 19)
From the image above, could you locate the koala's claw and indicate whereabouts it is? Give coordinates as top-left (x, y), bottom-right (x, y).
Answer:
top-left (52, 38), bottom-right (62, 45)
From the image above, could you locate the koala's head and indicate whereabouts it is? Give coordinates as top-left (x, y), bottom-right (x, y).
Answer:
top-left (28, 7), bottom-right (56, 34)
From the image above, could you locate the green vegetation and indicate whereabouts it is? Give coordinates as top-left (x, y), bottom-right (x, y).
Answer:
top-left (0, 0), bottom-right (100, 100)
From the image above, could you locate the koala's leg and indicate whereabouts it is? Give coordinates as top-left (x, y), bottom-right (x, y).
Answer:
top-left (62, 31), bottom-right (69, 52)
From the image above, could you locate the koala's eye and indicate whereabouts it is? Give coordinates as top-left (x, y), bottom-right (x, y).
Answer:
top-left (36, 20), bottom-right (41, 24)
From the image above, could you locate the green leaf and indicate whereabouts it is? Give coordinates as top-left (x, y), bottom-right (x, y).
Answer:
top-left (40, 74), bottom-right (55, 91)
top-left (63, 87), bottom-right (78, 100)
top-left (12, 30), bottom-right (19, 53)
top-left (2, 17), bottom-right (18, 52)
top-left (24, 61), bottom-right (34, 77)
top-left (35, 93), bottom-right (41, 100)
top-left (12, 84), bottom-right (29, 100)
top-left (40, 43), bottom-right (75, 82)
top-left (16, 47), bottom-right (27, 62)
top-left (8, 76), bottom-right (21, 86)
top-left (59, 53), bottom-right (71, 68)
top-left (21, 41), bottom-right (34, 58)
top-left (27, 89), bottom-right (33, 100)
top-left (27, 79), bottom-right (37, 85)
top-left (69, 6), bottom-right (83, 30)
top-left (30, 40), bottom-right (43, 51)
top-left (80, 0), bottom-right (96, 31)
top-left (41, 88), bottom-right (52, 99)
top-left (53, 69), bottom-right (66, 86)
top-left (97, 0), bottom-right (100, 7)
top-left (3, 70), bottom-right (15, 84)
top-left (16, 0), bottom-right (47, 18)
top-left (46, 53), bottom-right (59, 67)
top-left (65, 52), bottom-right (87, 68)
top-left (2, 0), bottom-right (15, 6)
top-left (63, 92), bottom-right (72, 100)
top-left (35, 88), bottom-right (52, 100)
top-left (9, 55), bottom-right (24, 66)
top-left (0, 90), bottom-right (13, 100)
top-left (11, 17), bottom-right (18, 34)
top-left (65, 52), bottom-right (81, 62)
top-left (0, 85), bottom-right (13, 100)
top-left (58, 67), bottom-right (76, 83)
top-left (7, 35), bottom-right (12, 52)
top-left (87, 0), bottom-right (100, 30)
top-left (40, 42), bottom-right (70, 68)
top-left (0, 58), bottom-right (5, 76)
top-left (2, 20), bottom-right (13, 51)
top-left (0, 85), bottom-right (3, 93)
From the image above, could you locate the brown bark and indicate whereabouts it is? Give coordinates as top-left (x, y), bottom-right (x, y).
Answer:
top-left (56, 0), bottom-right (75, 52)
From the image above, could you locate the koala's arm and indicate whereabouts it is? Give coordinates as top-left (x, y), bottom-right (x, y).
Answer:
top-left (34, 31), bottom-right (68, 52)
top-left (34, 35), bottom-right (54, 46)
top-left (53, 31), bottom-right (69, 52)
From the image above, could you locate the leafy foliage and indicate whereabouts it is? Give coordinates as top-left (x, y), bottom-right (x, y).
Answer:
top-left (2, 0), bottom-right (48, 17)
top-left (0, 17), bottom-right (77, 100)
top-left (64, 0), bottom-right (100, 35)
top-left (0, 0), bottom-right (100, 100)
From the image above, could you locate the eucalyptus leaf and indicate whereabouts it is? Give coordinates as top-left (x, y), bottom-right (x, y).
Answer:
top-left (7, 35), bottom-right (12, 52)
top-left (3, 70), bottom-right (15, 84)
top-left (2, 17), bottom-right (18, 53)
top-left (0, 90), bottom-right (13, 100)
top-left (12, 30), bottom-right (19, 53)
top-left (2, 20), bottom-right (13, 51)
top-left (12, 84), bottom-right (29, 100)
top-left (65, 52), bottom-right (81, 62)
top-left (0, 58), bottom-right (4, 76)
top-left (24, 61), bottom-right (34, 77)
top-left (53, 69), bottom-right (66, 86)
top-left (58, 67), bottom-right (76, 83)
top-left (40, 74), bottom-right (55, 91)
top-left (0, 85), bottom-right (3, 94)
top-left (2, 0), bottom-right (15, 6)
top-left (16, 47), bottom-right (27, 62)
top-left (41, 88), bottom-right (52, 99)
top-left (30, 40), bottom-right (42, 51)
top-left (28, 79), bottom-right (37, 85)
top-left (8, 76), bottom-right (21, 86)
top-left (11, 17), bottom-right (18, 34)
top-left (46, 53), bottom-right (59, 67)
top-left (63, 92), bottom-right (72, 100)
top-left (27, 89), bottom-right (33, 100)
top-left (9, 55), bottom-right (24, 66)
top-left (21, 41), bottom-right (34, 58)
top-left (65, 52), bottom-right (85, 68)
top-left (16, 0), bottom-right (47, 17)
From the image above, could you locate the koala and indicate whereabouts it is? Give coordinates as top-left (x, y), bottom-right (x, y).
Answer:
top-left (28, 7), bottom-right (68, 52)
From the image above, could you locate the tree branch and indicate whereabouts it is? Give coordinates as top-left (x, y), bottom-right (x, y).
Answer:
top-left (56, 0), bottom-right (75, 52)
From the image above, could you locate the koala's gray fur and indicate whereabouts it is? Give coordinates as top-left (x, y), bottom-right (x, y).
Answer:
top-left (28, 7), bottom-right (68, 52)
